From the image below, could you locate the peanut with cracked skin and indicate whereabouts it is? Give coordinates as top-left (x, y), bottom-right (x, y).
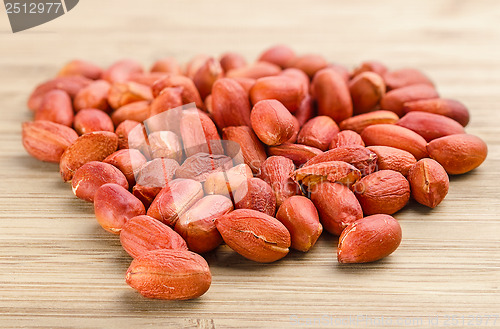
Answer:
top-left (204, 163), bottom-right (253, 197)
top-left (215, 209), bottom-right (291, 263)
top-left (337, 214), bottom-right (402, 263)
top-left (408, 158), bottom-right (449, 208)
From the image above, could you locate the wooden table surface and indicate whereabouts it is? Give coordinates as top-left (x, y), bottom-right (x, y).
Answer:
top-left (1, 1), bottom-right (499, 328)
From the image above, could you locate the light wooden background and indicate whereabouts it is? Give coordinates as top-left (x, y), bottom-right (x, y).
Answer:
top-left (1, 1), bottom-right (499, 328)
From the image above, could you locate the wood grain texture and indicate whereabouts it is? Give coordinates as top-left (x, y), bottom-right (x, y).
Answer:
top-left (1, 0), bottom-right (499, 328)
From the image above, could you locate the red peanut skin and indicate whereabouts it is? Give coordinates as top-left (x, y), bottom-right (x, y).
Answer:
top-left (312, 68), bottom-right (353, 123)
top-left (58, 59), bottom-right (103, 80)
top-left (259, 156), bottom-right (300, 207)
top-left (115, 120), bottom-right (141, 150)
top-left (215, 209), bottom-right (291, 263)
top-left (22, 121), bottom-right (78, 163)
top-left (383, 68), bottom-right (434, 90)
top-left (403, 98), bottom-right (470, 127)
top-left (72, 161), bottom-right (129, 202)
top-left (361, 124), bottom-right (428, 160)
top-left (251, 99), bottom-right (296, 146)
top-left (298, 116), bottom-right (339, 151)
top-left (380, 84), bottom-right (439, 117)
top-left (193, 57), bottom-right (224, 100)
top-left (151, 75), bottom-right (204, 109)
top-left (234, 178), bottom-right (277, 217)
top-left (222, 126), bottom-right (267, 174)
top-left (74, 108), bottom-right (114, 135)
top-left (120, 215), bottom-right (188, 258)
top-left (28, 76), bottom-right (91, 112)
top-left (352, 170), bottom-right (410, 215)
top-left (103, 149), bottom-right (147, 187)
top-left (226, 61), bottom-right (282, 80)
top-left (331, 130), bottom-right (365, 149)
top-left (148, 87), bottom-right (183, 118)
top-left (337, 214), bottom-right (402, 263)
top-left (59, 131), bottom-right (119, 182)
top-left (150, 57), bottom-right (182, 75)
top-left (111, 100), bottom-right (150, 126)
top-left (349, 72), bottom-right (386, 115)
top-left (288, 54), bottom-right (328, 78)
top-left (305, 145), bottom-right (377, 177)
top-left (174, 195), bottom-right (232, 254)
top-left (102, 59), bottom-right (143, 84)
top-left (293, 94), bottom-right (315, 127)
top-left (211, 78), bottom-right (252, 129)
top-left (276, 196), bottom-right (323, 252)
top-left (397, 111), bottom-right (465, 142)
top-left (258, 44), bottom-right (296, 68)
top-left (339, 110), bottom-right (400, 134)
top-left (367, 146), bottom-right (417, 177)
top-left (408, 158), bottom-right (449, 208)
top-left (73, 80), bottom-right (111, 112)
top-left (427, 134), bottom-right (488, 175)
top-left (267, 143), bottom-right (323, 168)
top-left (250, 76), bottom-right (305, 113)
top-left (147, 179), bottom-right (204, 227)
top-left (126, 249), bottom-right (211, 300)
top-left (35, 90), bottom-right (74, 127)
top-left (219, 52), bottom-right (247, 72)
top-left (352, 61), bottom-right (388, 78)
top-left (94, 183), bottom-right (146, 234)
top-left (310, 181), bottom-right (363, 236)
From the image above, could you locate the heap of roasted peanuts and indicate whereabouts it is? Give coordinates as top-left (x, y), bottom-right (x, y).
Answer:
top-left (22, 45), bottom-right (487, 300)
